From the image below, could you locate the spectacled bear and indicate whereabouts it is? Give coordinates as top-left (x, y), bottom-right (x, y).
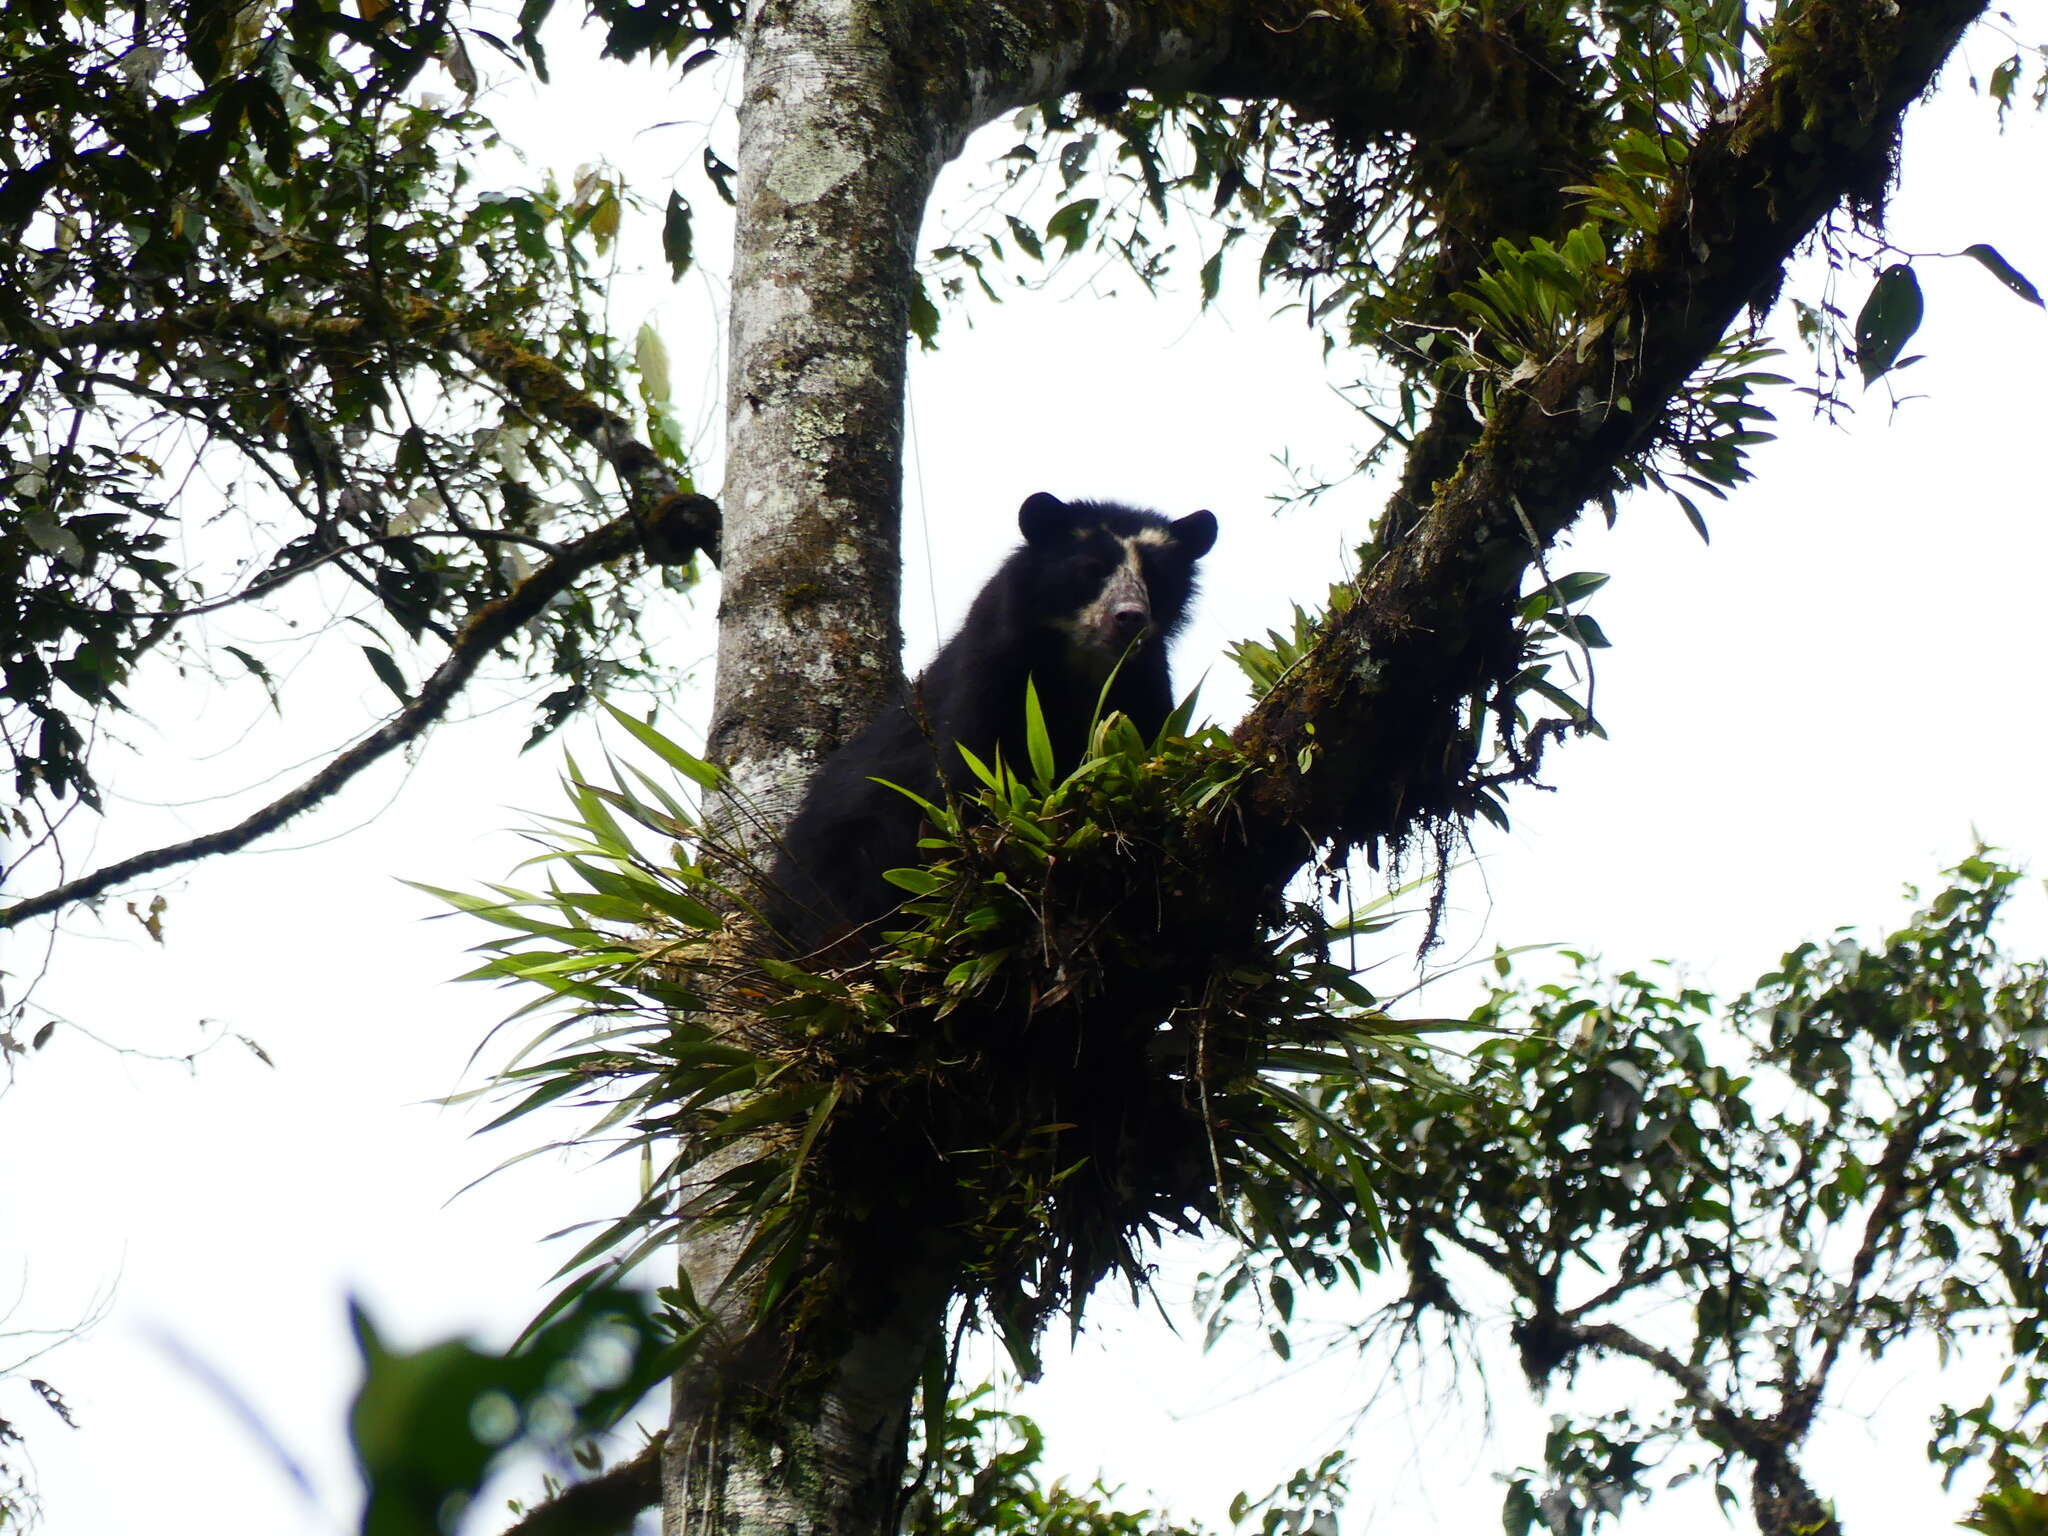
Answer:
top-left (764, 492), bottom-right (1218, 958)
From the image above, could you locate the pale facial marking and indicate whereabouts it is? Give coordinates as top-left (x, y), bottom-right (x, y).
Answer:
top-left (1055, 535), bottom-right (1153, 668)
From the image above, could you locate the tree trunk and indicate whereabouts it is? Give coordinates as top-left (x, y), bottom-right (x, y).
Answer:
top-left (704, 0), bottom-right (941, 836)
top-left (661, 1222), bottom-right (959, 1535)
top-left (667, 2), bottom-right (952, 1531)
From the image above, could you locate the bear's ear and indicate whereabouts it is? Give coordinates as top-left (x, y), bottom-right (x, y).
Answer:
top-left (1171, 510), bottom-right (1218, 559)
top-left (1019, 492), bottom-right (1073, 545)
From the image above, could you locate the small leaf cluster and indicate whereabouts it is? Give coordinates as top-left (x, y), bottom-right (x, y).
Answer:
top-left (1850, 246), bottom-right (2043, 389)
top-left (1445, 234), bottom-right (1791, 550)
top-left (1620, 335), bottom-right (1788, 544)
top-left (1564, 127), bottom-right (1687, 243)
top-left (1500, 1414), bottom-right (1667, 1536)
top-left (1462, 566), bottom-right (1616, 826)
top-left (903, 1383), bottom-right (1205, 1536)
top-left (1980, 49), bottom-right (2048, 122)
top-left (1445, 225), bottom-right (1622, 384)
top-left (1227, 1449), bottom-right (1348, 1536)
top-left (1227, 585), bottom-right (1355, 704)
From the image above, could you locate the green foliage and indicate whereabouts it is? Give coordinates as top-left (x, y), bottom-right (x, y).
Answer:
top-left (439, 703), bottom-right (1437, 1375)
top-left (1564, 127), bottom-right (1688, 240)
top-left (1964, 1485), bottom-right (2048, 1536)
top-left (1202, 853), bottom-right (2048, 1533)
top-left (350, 1284), bottom-right (678, 1536)
top-left (1446, 226), bottom-right (1621, 377)
top-left (1, 0), bottom-right (695, 862)
top-left (1228, 586), bottom-right (1353, 703)
top-left (1856, 263), bottom-right (1926, 384)
top-left (904, 1384), bottom-right (1204, 1536)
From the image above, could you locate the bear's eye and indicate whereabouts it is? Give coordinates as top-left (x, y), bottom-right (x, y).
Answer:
top-left (1073, 552), bottom-right (1117, 582)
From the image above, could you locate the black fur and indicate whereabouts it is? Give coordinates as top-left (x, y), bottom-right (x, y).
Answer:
top-left (765, 492), bottom-right (1217, 956)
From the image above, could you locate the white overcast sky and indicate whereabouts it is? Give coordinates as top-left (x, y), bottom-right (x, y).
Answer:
top-left (3, 18), bottom-right (2047, 1536)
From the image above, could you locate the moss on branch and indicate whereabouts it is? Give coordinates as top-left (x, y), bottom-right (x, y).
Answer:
top-left (1228, 0), bottom-right (1987, 878)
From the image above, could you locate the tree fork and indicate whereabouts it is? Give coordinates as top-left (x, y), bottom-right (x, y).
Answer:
top-left (662, 0), bottom-right (1991, 1532)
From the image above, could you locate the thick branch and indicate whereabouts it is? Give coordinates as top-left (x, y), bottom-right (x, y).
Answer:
top-left (926, 0), bottom-right (1598, 183)
top-left (1228, 0), bottom-right (1987, 877)
top-left (0, 491), bottom-right (721, 929)
top-left (1567, 1320), bottom-right (1839, 1536)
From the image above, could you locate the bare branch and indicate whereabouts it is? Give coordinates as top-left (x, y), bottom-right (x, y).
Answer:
top-left (0, 491), bottom-right (721, 930)
top-left (105, 530), bottom-right (562, 629)
top-left (1559, 1258), bottom-right (1690, 1325)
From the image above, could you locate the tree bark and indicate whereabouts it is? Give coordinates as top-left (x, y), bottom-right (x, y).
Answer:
top-left (671, 2), bottom-right (955, 1530)
top-left (705, 0), bottom-right (944, 839)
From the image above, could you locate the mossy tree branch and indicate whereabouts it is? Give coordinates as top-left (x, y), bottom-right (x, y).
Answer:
top-left (1223, 0), bottom-right (1986, 882)
top-left (904, 0), bottom-right (1600, 158)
